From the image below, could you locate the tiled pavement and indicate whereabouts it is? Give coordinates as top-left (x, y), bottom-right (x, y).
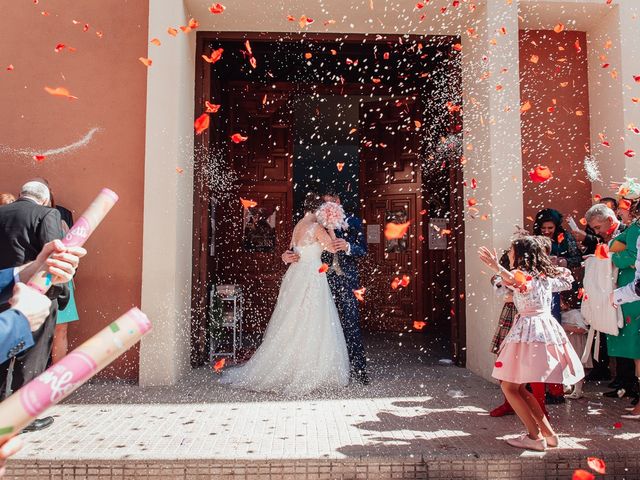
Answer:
top-left (5, 335), bottom-right (640, 479)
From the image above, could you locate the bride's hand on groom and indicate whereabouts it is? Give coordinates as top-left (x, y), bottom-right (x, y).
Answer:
top-left (332, 239), bottom-right (349, 252)
top-left (282, 250), bottom-right (300, 264)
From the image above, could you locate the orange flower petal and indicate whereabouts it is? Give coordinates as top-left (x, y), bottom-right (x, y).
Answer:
top-left (205, 101), bottom-right (221, 113)
top-left (391, 277), bottom-right (400, 290)
top-left (336, 162), bottom-right (345, 172)
top-left (44, 86), bottom-right (78, 99)
top-left (557, 232), bottom-right (565, 244)
top-left (353, 287), bottom-right (366, 302)
top-left (384, 221), bottom-right (410, 240)
top-left (150, 38), bottom-right (161, 46)
top-left (202, 48), bottom-right (224, 64)
top-left (240, 198), bottom-right (257, 209)
top-left (318, 263), bottom-right (329, 273)
top-left (167, 27), bottom-right (178, 36)
top-left (413, 320), bottom-right (427, 330)
top-left (138, 57), bottom-right (152, 67)
top-left (619, 199), bottom-right (632, 211)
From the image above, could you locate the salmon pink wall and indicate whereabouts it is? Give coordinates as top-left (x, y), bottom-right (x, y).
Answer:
top-left (0, 1), bottom-right (149, 380)
top-left (519, 30), bottom-right (593, 228)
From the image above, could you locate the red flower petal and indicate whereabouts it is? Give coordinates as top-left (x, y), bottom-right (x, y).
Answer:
top-left (208, 3), bottom-right (225, 14)
top-left (230, 133), bottom-right (248, 143)
top-left (495, 361), bottom-right (503, 368)
top-left (529, 165), bottom-right (553, 183)
top-left (624, 149), bottom-right (636, 158)
top-left (595, 243), bottom-right (610, 260)
top-left (194, 113), bottom-right (210, 135)
top-left (572, 470), bottom-right (594, 480)
top-left (318, 263), bottom-right (329, 273)
top-left (33, 155), bottom-right (46, 162)
top-left (587, 457), bottom-right (606, 474)
top-left (213, 358), bottom-right (226, 373)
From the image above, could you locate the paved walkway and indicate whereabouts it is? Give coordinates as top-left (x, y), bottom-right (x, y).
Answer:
top-left (7, 335), bottom-right (640, 478)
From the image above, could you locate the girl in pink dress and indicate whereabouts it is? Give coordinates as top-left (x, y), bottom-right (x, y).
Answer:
top-left (478, 236), bottom-right (584, 451)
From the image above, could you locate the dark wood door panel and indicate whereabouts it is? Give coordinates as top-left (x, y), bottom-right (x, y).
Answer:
top-left (359, 98), bottom-right (424, 333)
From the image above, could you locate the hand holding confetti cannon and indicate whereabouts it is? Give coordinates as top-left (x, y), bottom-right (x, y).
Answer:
top-left (0, 308), bottom-right (152, 443)
top-left (27, 188), bottom-right (119, 293)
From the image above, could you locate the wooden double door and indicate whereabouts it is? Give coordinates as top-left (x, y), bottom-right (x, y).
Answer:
top-left (200, 82), bottom-right (464, 361)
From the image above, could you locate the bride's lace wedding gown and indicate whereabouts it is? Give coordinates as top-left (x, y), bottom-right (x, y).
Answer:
top-left (220, 224), bottom-right (350, 395)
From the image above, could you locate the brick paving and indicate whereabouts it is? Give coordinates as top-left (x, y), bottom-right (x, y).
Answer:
top-left (6, 335), bottom-right (640, 479)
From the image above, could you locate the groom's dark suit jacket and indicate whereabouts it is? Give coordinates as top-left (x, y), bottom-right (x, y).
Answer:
top-left (322, 215), bottom-right (367, 288)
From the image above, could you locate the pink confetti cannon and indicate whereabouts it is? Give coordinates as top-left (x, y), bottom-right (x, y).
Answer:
top-left (0, 308), bottom-right (152, 442)
top-left (27, 188), bottom-right (119, 293)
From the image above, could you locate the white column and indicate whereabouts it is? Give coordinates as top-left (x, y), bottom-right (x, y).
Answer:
top-left (587, 0), bottom-right (640, 193)
top-left (462, 0), bottom-right (523, 380)
top-left (139, 0), bottom-right (196, 386)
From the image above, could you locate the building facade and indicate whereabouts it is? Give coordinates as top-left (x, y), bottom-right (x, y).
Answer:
top-left (0, 0), bottom-right (638, 386)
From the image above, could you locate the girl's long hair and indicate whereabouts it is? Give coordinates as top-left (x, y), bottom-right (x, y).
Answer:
top-left (511, 236), bottom-right (562, 277)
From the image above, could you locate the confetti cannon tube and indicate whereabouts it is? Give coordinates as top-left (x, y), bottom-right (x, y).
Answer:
top-left (0, 308), bottom-right (151, 442)
top-left (27, 188), bottom-right (119, 293)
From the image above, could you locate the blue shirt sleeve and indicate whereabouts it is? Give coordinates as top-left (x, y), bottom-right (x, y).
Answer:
top-left (0, 309), bottom-right (34, 362)
top-left (0, 267), bottom-right (16, 305)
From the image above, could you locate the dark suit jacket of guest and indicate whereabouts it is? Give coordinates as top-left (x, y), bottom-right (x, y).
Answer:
top-left (0, 198), bottom-right (67, 302)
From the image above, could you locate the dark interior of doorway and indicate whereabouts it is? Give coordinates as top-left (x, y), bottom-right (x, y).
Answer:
top-left (191, 33), bottom-right (465, 367)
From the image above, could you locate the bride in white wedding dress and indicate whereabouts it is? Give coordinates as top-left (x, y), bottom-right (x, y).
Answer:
top-left (220, 193), bottom-right (350, 395)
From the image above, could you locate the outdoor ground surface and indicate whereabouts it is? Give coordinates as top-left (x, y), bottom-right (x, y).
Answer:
top-left (6, 334), bottom-right (640, 479)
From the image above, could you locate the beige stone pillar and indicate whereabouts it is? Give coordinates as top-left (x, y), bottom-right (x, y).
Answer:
top-left (587, 1), bottom-right (640, 192)
top-left (462, 0), bottom-right (524, 380)
top-left (139, 0), bottom-right (196, 386)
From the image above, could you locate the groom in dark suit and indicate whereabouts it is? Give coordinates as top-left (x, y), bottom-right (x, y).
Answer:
top-left (282, 189), bottom-right (369, 384)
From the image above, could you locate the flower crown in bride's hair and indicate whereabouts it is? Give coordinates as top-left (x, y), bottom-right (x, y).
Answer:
top-left (316, 202), bottom-right (348, 231)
